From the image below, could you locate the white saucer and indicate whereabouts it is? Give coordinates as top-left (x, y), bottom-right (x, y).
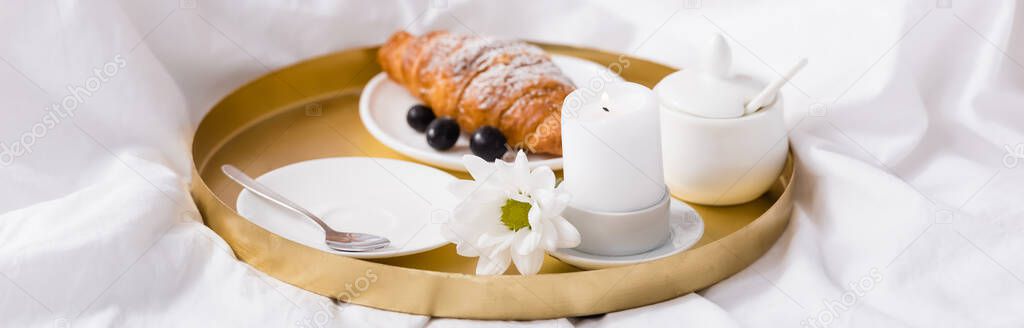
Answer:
top-left (548, 199), bottom-right (704, 270)
top-left (359, 54), bottom-right (624, 172)
top-left (235, 157), bottom-right (457, 259)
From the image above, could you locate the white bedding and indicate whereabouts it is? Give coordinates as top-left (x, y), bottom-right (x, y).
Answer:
top-left (2, 0), bottom-right (1022, 326)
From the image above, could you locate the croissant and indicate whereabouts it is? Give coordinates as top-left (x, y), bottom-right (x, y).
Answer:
top-left (377, 30), bottom-right (574, 155)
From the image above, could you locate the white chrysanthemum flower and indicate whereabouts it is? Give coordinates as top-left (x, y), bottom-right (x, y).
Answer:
top-left (441, 151), bottom-right (581, 275)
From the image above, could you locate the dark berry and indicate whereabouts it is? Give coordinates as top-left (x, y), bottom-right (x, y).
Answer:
top-left (406, 104), bottom-right (436, 133)
top-left (425, 117), bottom-right (460, 150)
top-left (470, 126), bottom-right (508, 162)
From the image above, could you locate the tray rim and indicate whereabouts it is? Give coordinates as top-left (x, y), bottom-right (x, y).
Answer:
top-left (189, 42), bottom-right (795, 320)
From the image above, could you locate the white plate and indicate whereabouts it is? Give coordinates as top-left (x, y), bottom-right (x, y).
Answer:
top-left (548, 199), bottom-right (705, 270)
top-left (359, 54), bottom-right (623, 171)
top-left (235, 157), bottom-right (457, 259)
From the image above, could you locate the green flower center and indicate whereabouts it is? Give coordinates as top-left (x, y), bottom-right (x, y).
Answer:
top-left (500, 198), bottom-right (532, 231)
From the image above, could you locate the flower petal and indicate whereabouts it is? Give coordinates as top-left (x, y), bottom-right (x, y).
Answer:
top-left (441, 219), bottom-right (486, 257)
top-left (540, 218), bottom-right (559, 251)
top-left (478, 231), bottom-right (514, 259)
top-left (452, 190), bottom-right (504, 225)
top-left (513, 150), bottom-right (529, 169)
top-left (526, 200), bottom-right (545, 233)
top-left (550, 216), bottom-right (582, 249)
top-left (543, 189), bottom-right (572, 218)
top-left (454, 241), bottom-right (481, 257)
top-left (463, 154), bottom-right (496, 182)
top-left (511, 247), bottom-right (545, 275)
top-left (476, 251), bottom-right (511, 275)
top-left (447, 179), bottom-right (478, 199)
top-left (531, 188), bottom-right (569, 219)
top-left (508, 192), bottom-right (531, 204)
top-left (527, 165), bottom-right (556, 192)
top-left (513, 227), bottom-right (541, 255)
top-left (501, 151), bottom-right (531, 192)
top-left (478, 231), bottom-right (509, 248)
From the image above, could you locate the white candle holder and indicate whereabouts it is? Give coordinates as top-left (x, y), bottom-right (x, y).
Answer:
top-left (562, 188), bottom-right (671, 256)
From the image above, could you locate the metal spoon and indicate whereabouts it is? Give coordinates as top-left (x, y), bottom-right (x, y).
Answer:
top-left (221, 165), bottom-right (391, 252)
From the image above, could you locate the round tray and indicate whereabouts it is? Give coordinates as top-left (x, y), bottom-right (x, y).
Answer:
top-left (190, 44), bottom-right (795, 320)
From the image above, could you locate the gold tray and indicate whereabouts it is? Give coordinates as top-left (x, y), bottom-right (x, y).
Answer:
top-left (190, 44), bottom-right (795, 320)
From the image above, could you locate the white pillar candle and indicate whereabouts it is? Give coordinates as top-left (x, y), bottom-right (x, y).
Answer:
top-left (561, 82), bottom-right (665, 212)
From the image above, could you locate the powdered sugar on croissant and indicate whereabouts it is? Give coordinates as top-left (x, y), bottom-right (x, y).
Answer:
top-left (377, 30), bottom-right (574, 156)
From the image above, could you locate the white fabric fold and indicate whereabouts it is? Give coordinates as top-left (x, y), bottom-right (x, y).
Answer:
top-left (1, 0), bottom-right (1022, 327)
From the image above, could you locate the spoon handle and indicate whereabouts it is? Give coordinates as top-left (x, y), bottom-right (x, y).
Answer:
top-left (221, 164), bottom-right (332, 232)
top-left (744, 58), bottom-right (808, 114)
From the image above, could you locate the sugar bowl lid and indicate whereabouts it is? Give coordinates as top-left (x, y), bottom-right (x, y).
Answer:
top-left (653, 34), bottom-right (763, 119)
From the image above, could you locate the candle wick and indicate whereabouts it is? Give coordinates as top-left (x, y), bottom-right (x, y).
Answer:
top-left (602, 107), bottom-right (610, 112)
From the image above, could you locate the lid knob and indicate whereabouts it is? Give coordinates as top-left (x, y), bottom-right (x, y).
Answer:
top-left (705, 34), bottom-right (731, 79)
top-left (653, 33), bottom-right (763, 119)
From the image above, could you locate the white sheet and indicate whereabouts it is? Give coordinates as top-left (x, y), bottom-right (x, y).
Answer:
top-left (2, 0), bottom-right (1022, 327)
